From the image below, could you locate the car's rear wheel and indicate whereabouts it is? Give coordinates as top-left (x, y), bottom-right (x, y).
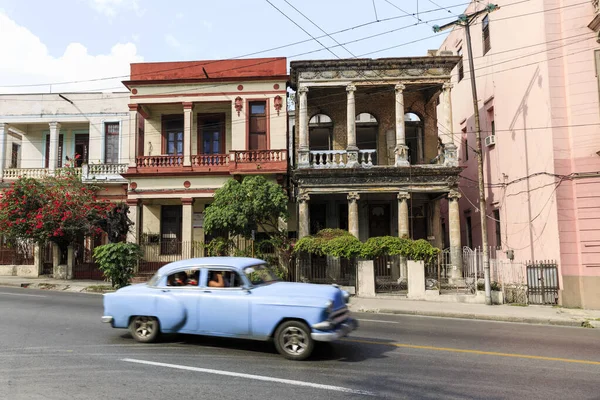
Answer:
top-left (129, 316), bottom-right (160, 343)
top-left (274, 320), bottom-right (314, 361)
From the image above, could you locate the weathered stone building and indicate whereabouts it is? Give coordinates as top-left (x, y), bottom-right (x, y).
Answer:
top-left (289, 56), bottom-right (465, 279)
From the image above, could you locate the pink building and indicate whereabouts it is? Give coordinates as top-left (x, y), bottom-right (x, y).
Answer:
top-left (438, 0), bottom-right (600, 308)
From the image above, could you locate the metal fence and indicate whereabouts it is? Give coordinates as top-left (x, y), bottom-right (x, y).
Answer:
top-left (374, 255), bottom-right (407, 293)
top-left (295, 253), bottom-right (356, 286)
top-left (138, 240), bottom-right (205, 275)
top-left (526, 260), bottom-right (559, 305)
top-left (0, 239), bottom-right (35, 266)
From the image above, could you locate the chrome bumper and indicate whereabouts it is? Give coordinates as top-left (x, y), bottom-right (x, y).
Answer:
top-left (311, 318), bottom-right (358, 342)
top-left (101, 316), bottom-right (114, 323)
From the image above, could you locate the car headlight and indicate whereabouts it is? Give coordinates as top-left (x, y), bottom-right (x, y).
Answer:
top-left (325, 300), bottom-right (333, 315)
top-left (342, 291), bottom-right (350, 304)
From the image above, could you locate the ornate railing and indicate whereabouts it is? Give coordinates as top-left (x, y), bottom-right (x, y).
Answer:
top-left (87, 163), bottom-right (128, 175)
top-left (3, 168), bottom-right (49, 179)
top-left (358, 149), bottom-right (376, 167)
top-left (231, 149), bottom-right (287, 163)
top-left (136, 155), bottom-right (184, 168)
top-left (191, 154), bottom-right (228, 167)
top-left (309, 150), bottom-right (347, 168)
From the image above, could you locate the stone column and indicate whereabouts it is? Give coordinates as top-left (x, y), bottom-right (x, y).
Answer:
top-left (397, 191), bottom-right (410, 238)
top-left (183, 102), bottom-right (193, 167)
top-left (128, 104), bottom-right (139, 168)
top-left (347, 192), bottom-right (360, 238)
top-left (448, 190), bottom-right (463, 283)
top-left (0, 123), bottom-right (7, 180)
top-left (66, 245), bottom-right (74, 280)
top-left (394, 84), bottom-right (409, 166)
top-left (346, 84), bottom-right (358, 167)
top-left (126, 199), bottom-right (141, 244)
top-left (298, 192), bottom-right (310, 238)
top-left (441, 83), bottom-right (458, 167)
top-left (182, 198), bottom-right (194, 258)
top-left (297, 86), bottom-right (310, 168)
top-left (48, 122), bottom-right (61, 175)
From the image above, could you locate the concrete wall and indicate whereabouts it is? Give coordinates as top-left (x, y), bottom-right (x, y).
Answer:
top-left (437, 0), bottom-right (600, 308)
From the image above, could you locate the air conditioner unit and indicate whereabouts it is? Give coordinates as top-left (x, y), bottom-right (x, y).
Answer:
top-left (484, 135), bottom-right (496, 147)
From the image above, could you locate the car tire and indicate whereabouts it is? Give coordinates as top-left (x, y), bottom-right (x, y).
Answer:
top-left (129, 316), bottom-right (160, 343)
top-left (274, 320), bottom-right (314, 361)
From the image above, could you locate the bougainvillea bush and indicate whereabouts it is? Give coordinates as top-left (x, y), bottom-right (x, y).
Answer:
top-left (0, 167), bottom-right (111, 251)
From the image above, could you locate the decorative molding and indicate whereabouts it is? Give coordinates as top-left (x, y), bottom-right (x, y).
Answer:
top-left (346, 84), bottom-right (357, 92)
top-left (397, 192), bottom-right (411, 201)
top-left (298, 192), bottom-right (310, 203)
top-left (448, 190), bottom-right (462, 200)
top-left (298, 85), bottom-right (309, 94)
top-left (274, 95), bottom-right (283, 116)
top-left (394, 83), bottom-right (406, 93)
top-left (183, 180), bottom-right (191, 188)
top-left (181, 197), bottom-right (194, 206)
top-left (237, 85), bottom-right (244, 91)
top-left (442, 82), bottom-right (453, 91)
top-left (234, 96), bottom-right (243, 116)
top-left (298, 68), bottom-right (453, 82)
top-left (183, 102), bottom-right (193, 110)
top-left (273, 84), bottom-right (280, 90)
top-left (347, 192), bottom-right (360, 202)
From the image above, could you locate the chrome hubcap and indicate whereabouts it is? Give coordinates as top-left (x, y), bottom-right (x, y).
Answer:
top-left (281, 326), bottom-right (308, 355)
top-left (133, 317), bottom-right (155, 338)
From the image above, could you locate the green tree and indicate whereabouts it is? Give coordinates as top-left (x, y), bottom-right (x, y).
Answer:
top-left (203, 176), bottom-right (294, 276)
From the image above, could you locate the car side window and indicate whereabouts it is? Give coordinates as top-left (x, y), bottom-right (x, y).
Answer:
top-left (166, 268), bottom-right (200, 287)
top-left (206, 269), bottom-right (243, 288)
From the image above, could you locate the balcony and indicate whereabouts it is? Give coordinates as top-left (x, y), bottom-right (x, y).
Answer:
top-left (309, 150), bottom-right (376, 168)
top-left (589, 0), bottom-right (600, 31)
top-left (129, 150), bottom-right (288, 176)
top-left (3, 164), bottom-right (127, 183)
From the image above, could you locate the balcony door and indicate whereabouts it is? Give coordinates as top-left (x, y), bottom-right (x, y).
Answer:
top-left (74, 134), bottom-right (89, 167)
top-left (161, 205), bottom-right (182, 255)
top-left (198, 113), bottom-right (225, 155)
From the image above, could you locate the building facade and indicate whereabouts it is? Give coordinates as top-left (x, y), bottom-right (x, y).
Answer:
top-left (122, 58), bottom-right (289, 261)
top-left (288, 56), bottom-right (465, 281)
top-left (438, 0), bottom-right (600, 308)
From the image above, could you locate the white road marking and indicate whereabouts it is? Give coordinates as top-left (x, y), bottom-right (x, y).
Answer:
top-left (358, 319), bottom-right (399, 324)
top-left (0, 291), bottom-right (47, 298)
top-left (123, 358), bottom-right (376, 396)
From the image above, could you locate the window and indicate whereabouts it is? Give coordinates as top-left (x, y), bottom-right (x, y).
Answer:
top-left (105, 122), bottom-right (119, 164)
top-left (74, 134), bottom-right (89, 167)
top-left (249, 101), bottom-right (267, 150)
top-left (137, 114), bottom-right (145, 157)
top-left (463, 138), bottom-right (469, 161)
top-left (457, 47), bottom-right (464, 81)
top-left (206, 269), bottom-right (243, 288)
top-left (198, 113), bottom-right (225, 155)
top-left (309, 113), bottom-right (333, 151)
top-left (466, 215), bottom-right (473, 248)
top-left (44, 134), bottom-right (64, 168)
top-left (482, 15), bottom-right (491, 55)
top-left (494, 209), bottom-right (501, 249)
top-left (491, 120), bottom-right (495, 136)
top-left (166, 268), bottom-right (200, 287)
top-left (160, 205), bottom-right (182, 255)
top-left (10, 143), bottom-right (19, 168)
top-left (162, 115), bottom-right (184, 155)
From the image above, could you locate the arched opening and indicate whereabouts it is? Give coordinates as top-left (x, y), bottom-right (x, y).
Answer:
top-left (356, 112), bottom-right (378, 165)
top-left (405, 112), bottom-right (424, 164)
top-left (308, 113), bottom-right (333, 151)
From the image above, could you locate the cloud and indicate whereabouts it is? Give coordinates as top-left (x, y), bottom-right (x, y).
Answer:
top-left (175, 12), bottom-right (184, 19)
top-left (0, 12), bottom-right (143, 93)
top-left (164, 34), bottom-right (181, 49)
top-left (89, 0), bottom-right (144, 17)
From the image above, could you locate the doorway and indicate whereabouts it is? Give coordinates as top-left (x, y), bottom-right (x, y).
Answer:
top-left (369, 204), bottom-right (390, 238)
top-left (74, 134), bottom-right (89, 167)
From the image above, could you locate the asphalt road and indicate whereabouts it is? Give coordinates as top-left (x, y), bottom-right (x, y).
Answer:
top-left (1, 286), bottom-right (599, 400)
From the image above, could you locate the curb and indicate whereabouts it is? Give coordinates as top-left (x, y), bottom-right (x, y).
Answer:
top-left (351, 307), bottom-right (588, 327)
top-left (0, 282), bottom-right (110, 295)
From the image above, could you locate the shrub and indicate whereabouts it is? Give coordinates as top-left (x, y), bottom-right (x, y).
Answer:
top-left (93, 242), bottom-right (142, 289)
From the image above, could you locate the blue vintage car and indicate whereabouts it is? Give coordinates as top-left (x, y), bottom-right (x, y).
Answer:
top-left (102, 257), bottom-right (358, 360)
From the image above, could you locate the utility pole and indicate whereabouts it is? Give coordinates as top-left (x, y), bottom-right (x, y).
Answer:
top-left (434, 4), bottom-right (499, 306)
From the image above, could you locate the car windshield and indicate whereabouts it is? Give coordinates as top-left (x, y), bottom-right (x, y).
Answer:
top-left (147, 272), bottom-right (162, 287)
top-left (244, 264), bottom-right (281, 286)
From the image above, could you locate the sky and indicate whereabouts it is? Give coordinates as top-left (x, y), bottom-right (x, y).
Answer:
top-left (0, 0), bottom-right (467, 94)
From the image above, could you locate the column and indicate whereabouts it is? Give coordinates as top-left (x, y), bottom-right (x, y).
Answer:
top-left (48, 122), bottom-right (61, 175)
top-left (126, 199), bottom-right (141, 244)
top-left (346, 84), bottom-right (358, 167)
top-left (128, 104), bottom-right (139, 168)
top-left (394, 84), bottom-right (409, 166)
top-left (297, 86), bottom-right (310, 168)
top-left (0, 123), bottom-right (7, 180)
top-left (441, 83), bottom-right (458, 167)
top-left (347, 192), bottom-right (360, 238)
top-left (397, 191), bottom-right (410, 238)
top-left (298, 192), bottom-right (310, 238)
top-left (182, 198), bottom-right (194, 258)
top-left (448, 190), bottom-right (463, 283)
top-left (183, 102), bottom-right (193, 167)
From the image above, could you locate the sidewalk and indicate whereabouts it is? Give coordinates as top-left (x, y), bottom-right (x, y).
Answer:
top-left (349, 296), bottom-right (600, 328)
top-left (2, 275), bottom-right (600, 328)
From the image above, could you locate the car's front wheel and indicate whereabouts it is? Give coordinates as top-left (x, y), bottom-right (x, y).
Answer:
top-left (129, 316), bottom-right (160, 343)
top-left (274, 320), bottom-right (314, 361)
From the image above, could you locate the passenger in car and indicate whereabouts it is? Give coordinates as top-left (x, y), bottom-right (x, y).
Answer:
top-left (187, 270), bottom-right (199, 286)
top-left (174, 272), bottom-right (188, 286)
top-left (208, 271), bottom-right (225, 287)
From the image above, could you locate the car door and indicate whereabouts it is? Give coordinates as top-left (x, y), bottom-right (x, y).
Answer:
top-left (198, 267), bottom-right (251, 337)
top-left (157, 268), bottom-right (201, 333)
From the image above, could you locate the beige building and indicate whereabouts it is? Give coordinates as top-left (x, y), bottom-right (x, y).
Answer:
top-left (122, 58), bottom-right (289, 269)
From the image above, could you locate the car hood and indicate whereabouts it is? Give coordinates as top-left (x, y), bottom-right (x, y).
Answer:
top-left (251, 282), bottom-right (345, 308)
top-left (110, 283), bottom-right (148, 294)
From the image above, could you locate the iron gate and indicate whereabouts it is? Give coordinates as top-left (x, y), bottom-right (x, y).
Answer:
top-left (526, 261), bottom-right (559, 305)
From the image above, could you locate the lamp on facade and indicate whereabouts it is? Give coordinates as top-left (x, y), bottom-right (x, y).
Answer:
top-left (235, 97), bottom-right (243, 116)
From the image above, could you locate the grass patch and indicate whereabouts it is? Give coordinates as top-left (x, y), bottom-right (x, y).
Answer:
top-left (581, 321), bottom-right (595, 329)
top-left (38, 283), bottom-right (57, 290)
top-left (509, 303), bottom-right (528, 307)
